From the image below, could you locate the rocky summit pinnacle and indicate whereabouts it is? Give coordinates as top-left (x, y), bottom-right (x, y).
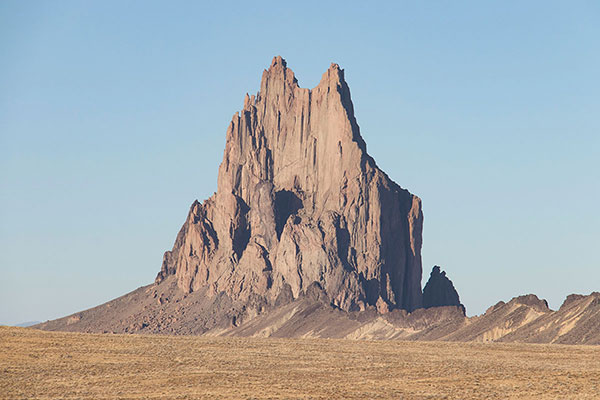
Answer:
top-left (155, 56), bottom-right (424, 312)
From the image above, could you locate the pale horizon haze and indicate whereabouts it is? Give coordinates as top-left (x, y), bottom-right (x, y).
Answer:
top-left (1, 1), bottom-right (599, 325)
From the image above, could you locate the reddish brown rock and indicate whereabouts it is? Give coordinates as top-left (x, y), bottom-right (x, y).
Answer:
top-left (156, 56), bottom-right (424, 312)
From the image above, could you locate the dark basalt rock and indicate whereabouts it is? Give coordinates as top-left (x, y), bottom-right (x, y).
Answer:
top-left (422, 266), bottom-right (465, 315)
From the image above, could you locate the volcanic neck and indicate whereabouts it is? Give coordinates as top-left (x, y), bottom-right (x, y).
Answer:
top-left (156, 56), bottom-right (424, 312)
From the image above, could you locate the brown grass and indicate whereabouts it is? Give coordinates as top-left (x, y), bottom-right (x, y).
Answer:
top-left (1, 326), bottom-right (599, 399)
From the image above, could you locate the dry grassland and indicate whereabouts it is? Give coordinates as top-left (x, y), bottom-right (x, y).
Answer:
top-left (1, 326), bottom-right (599, 399)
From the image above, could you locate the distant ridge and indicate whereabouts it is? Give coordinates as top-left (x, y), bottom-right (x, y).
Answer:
top-left (14, 321), bottom-right (40, 328)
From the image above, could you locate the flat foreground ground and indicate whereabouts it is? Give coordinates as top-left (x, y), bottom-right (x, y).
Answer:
top-left (1, 326), bottom-right (599, 399)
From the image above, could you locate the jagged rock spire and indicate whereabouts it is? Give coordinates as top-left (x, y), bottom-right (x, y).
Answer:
top-left (156, 57), bottom-right (424, 312)
top-left (422, 266), bottom-right (464, 314)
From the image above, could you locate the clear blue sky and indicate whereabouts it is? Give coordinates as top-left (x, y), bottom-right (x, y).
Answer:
top-left (1, 1), bottom-right (598, 324)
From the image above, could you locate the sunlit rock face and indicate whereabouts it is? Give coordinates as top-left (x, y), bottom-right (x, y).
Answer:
top-left (156, 56), bottom-right (424, 312)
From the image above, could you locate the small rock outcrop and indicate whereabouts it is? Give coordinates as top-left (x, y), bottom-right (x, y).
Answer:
top-left (511, 294), bottom-right (550, 312)
top-left (422, 266), bottom-right (464, 313)
top-left (155, 56), bottom-right (424, 312)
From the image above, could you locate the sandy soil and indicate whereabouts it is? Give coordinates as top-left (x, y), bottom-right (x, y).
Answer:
top-left (1, 326), bottom-right (599, 399)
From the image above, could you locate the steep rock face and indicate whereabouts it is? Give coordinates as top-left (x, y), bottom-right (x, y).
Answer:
top-left (156, 56), bottom-right (424, 312)
top-left (422, 266), bottom-right (464, 313)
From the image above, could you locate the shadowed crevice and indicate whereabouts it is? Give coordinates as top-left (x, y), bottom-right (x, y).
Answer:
top-left (274, 190), bottom-right (303, 239)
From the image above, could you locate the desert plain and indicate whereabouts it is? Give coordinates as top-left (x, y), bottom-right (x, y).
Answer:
top-left (1, 326), bottom-right (599, 399)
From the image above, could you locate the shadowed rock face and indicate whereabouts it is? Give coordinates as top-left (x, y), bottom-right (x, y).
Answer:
top-left (155, 56), bottom-right (424, 312)
top-left (422, 266), bottom-right (464, 314)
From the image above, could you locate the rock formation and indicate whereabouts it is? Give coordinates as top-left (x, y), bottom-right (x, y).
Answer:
top-left (422, 266), bottom-right (464, 313)
top-left (34, 56), bottom-right (600, 345)
top-left (155, 56), bottom-right (424, 312)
